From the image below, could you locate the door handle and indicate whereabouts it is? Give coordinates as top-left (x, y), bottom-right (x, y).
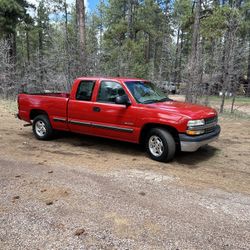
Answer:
top-left (93, 106), bottom-right (101, 112)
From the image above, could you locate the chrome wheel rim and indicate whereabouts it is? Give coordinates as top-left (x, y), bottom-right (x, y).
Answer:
top-left (149, 135), bottom-right (164, 157)
top-left (35, 121), bottom-right (46, 137)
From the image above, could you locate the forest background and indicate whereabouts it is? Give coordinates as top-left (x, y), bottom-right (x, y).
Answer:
top-left (0, 0), bottom-right (250, 113)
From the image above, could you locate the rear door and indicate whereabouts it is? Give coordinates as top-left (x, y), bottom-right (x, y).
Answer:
top-left (67, 80), bottom-right (96, 134)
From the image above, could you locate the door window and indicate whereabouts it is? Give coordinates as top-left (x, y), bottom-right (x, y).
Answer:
top-left (97, 81), bottom-right (126, 103)
top-left (76, 81), bottom-right (95, 101)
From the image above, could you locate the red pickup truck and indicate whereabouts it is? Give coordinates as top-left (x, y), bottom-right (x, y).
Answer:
top-left (18, 77), bottom-right (220, 162)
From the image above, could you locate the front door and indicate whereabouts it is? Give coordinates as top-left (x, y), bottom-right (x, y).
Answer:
top-left (90, 80), bottom-right (139, 143)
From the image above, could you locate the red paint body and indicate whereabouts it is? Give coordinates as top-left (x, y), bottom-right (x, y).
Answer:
top-left (18, 77), bottom-right (218, 144)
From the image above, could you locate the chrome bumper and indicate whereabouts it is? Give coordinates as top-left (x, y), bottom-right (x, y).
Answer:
top-left (179, 125), bottom-right (221, 152)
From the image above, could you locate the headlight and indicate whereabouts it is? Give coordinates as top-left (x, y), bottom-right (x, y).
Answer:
top-left (187, 119), bottom-right (205, 127)
top-left (186, 119), bottom-right (205, 135)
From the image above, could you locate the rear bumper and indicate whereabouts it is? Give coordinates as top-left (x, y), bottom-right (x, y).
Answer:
top-left (179, 125), bottom-right (221, 152)
top-left (16, 110), bottom-right (31, 123)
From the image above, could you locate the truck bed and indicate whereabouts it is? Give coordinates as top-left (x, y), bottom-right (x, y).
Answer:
top-left (18, 93), bottom-right (70, 131)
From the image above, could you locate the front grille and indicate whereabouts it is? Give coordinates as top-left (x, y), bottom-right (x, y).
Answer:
top-left (205, 116), bottom-right (218, 124)
top-left (204, 115), bottom-right (218, 134)
top-left (205, 126), bottom-right (216, 133)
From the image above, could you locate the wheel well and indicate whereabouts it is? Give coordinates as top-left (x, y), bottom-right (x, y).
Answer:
top-left (139, 123), bottom-right (180, 145)
top-left (30, 109), bottom-right (48, 120)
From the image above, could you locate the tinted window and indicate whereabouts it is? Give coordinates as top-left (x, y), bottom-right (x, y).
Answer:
top-left (97, 81), bottom-right (126, 103)
top-left (76, 81), bottom-right (95, 101)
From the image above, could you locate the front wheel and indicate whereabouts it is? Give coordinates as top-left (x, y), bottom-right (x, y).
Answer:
top-left (146, 128), bottom-right (176, 162)
top-left (32, 115), bottom-right (53, 140)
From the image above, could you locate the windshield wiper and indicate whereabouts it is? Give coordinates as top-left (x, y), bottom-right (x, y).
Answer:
top-left (141, 97), bottom-right (172, 104)
top-left (141, 99), bottom-right (159, 104)
top-left (157, 97), bottom-right (172, 102)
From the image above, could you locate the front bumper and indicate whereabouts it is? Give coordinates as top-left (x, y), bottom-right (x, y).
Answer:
top-left (179, 125), bottom-right (221, 152)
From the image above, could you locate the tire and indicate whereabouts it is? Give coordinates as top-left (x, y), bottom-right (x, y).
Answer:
top-left (32, 115), bottom-right (53, 140)
top-left (146, 128), bottom-right (176, 162)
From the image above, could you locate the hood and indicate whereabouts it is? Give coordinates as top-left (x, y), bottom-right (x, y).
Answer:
top-left (145, 101), bottom-right (217, 120)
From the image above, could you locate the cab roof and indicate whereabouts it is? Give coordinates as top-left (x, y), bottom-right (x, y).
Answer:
top-left (76, 76), bottom-right (147, 82)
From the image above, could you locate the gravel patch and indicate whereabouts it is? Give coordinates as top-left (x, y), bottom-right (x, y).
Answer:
top-left (0, 159), bottom-right (249, 249)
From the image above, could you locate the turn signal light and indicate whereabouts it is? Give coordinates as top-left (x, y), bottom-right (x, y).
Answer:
top-left (186, 130), bottom-right (205, 135)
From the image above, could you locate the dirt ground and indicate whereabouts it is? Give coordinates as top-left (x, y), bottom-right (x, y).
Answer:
top-left (0, 99), bottom-right (250, 249)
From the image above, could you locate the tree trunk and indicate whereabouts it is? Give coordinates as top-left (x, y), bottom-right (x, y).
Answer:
top-left (159, 0), bottom-right (171, 81)
top-left (148, 37), bottom-right (156, 79)
top-left (99, 0), bottom-right (104, 53)
top-left (230, 75), bottom-right (237, 113)
top-left (231, 95), bottom-right (236, 113)
top-left (247, 37), bottom-right (250, 96)
top-left (7, 32), bottom-right (17, 65)
top-left (145, 32), bottom-right (150, 62)
top-left (64, 0), bottom-right (71, 90)
top-left (76, 0), bottom-right (86, 75)
top-left (127, 0), bottom-right (134, 40)
top-left (220, 13), bottom-right (239, 113)
top-left (220, 33), bottom-right (229, 113)
top-left (177, 30), bottom-right (184, 84)
top-left (38, 25), bottom-right (44, 84)
top-left (25, 28), bottom-right (30, 65)
top-left (186, 0), bottom-right (202, 103)
top-left (173, 28), bottom-right (180, 84)
top-left (204, 39), bottom-right (216, 105)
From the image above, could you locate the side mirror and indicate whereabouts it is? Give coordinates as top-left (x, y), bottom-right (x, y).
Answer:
top-left (115, 95), bottom-right (131, 106)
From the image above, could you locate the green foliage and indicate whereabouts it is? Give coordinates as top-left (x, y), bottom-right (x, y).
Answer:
top-left (173, 0), bottom-right (193, 30)
top-left (0, 0), bottom-right (30, 35)
top-left (99, 0), bottom-right (173, 78)
top-left (239, 0), bottom-right (250, 37)
top-left (201, 7), bottom-right (228, 39)
top-left (0, 0), bottom-right (249, 98)
top-left (138, 0), bottom-right (165, 36)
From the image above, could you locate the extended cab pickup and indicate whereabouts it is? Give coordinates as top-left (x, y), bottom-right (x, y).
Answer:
top-left (18, 77), bottom-right (220, 162)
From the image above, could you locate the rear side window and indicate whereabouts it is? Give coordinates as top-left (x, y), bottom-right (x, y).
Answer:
top-left (76, 81), bottom-right (95, 101)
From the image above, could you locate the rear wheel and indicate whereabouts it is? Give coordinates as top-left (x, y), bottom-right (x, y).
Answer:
top-left (33, 115), bottom-right (53, 140)
top-left (146, 128), bottom-right (176, 162)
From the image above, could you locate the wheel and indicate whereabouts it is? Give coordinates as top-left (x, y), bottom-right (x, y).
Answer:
top-left (146, 128), bottom-right (176, 162)
top-left (32, 115), bottom-right (53, 140)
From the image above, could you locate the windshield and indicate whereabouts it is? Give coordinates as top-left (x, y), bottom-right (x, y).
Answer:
top-left (125, 81), bottom-right (170, 104)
